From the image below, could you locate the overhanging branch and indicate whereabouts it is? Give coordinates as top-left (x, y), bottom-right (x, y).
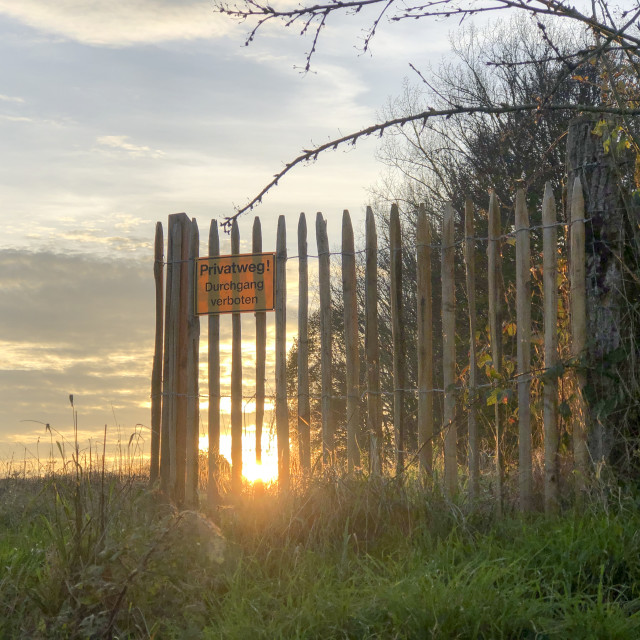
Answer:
top-left (222, 102), bottom-right (640, 230)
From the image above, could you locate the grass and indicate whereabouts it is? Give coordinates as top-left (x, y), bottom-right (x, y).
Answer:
top-left (1, 466), bottom-right (640, 639)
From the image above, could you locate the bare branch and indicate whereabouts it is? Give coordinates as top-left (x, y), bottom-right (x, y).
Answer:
top-left (213, 0), bottom-right (640, 230)
top-left (222, 101), bottom-right (640, 230)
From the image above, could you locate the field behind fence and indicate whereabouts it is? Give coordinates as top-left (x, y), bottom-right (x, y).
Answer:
top-left (151, 178), bottom-right (588, 513)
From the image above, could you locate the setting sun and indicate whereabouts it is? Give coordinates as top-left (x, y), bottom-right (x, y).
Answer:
top-left (241, 457), bottom-right (279, 485)
top-left (199, 430), bottom-right (279, 485)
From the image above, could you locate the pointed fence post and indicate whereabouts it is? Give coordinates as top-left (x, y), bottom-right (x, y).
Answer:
top-left (570, 177), bottom-right (588, 493)
top-left (297, 213), bottom-right (311, 471)
top-left (417, 204), bottom-right (433, 479)
top-left (208, 220), bottom-right (221, 505)
top-left (160, 218), bottom-right (179, 493)
top-left (230, 220), bottom-right (243, 494)
top-left (543, 183), bottom-right (559, 514)
top-left (253, 217), bottom-right (266, 466)
top-left (515, 190), bottom-right (532, 511)
top-left (316, 212), bottom-right (333, 465)
top-left (275, 215), bottom-right (290, 490)
top-left (342, 210), bottom-right (361, 471)
top-left (150, 222), bottom-right (163, 485)
top-left (175, 214), bottom-right (191, 504)
top-left (390, 204), bottom-right (406, 476)
top-left (185, 218), bottom-right (200, 507)
top-left (365, 207), bottom-right (382, 475)
top-left (442, 202), bottom-right (457, 496)
top-left (488, 192), bottom-right (504, 513)
top-left (464, 198), bottom-right (479, 499)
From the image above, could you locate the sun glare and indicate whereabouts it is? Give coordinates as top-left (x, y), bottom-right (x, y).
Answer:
top-left (198, 431), bottom-right (279, 485)
top-left (242, 457), bottom-right (279, 484)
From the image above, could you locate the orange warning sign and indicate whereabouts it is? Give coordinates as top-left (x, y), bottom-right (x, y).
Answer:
top-left (195, 253), bottom-right (276, 315)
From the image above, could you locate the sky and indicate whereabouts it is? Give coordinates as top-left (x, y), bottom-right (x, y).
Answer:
top-left (0, 0), bottom-right (455, 473)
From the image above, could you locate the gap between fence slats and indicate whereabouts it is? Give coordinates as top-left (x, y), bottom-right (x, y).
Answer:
top-left (298, 213), bottom-right (311, 471)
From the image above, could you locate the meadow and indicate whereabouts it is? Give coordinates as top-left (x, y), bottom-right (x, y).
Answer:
top-left (2, 450), bottom-right (640, 639)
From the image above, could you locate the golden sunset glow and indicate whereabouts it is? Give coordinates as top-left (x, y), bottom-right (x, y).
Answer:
top-left (242, 456), bottom-right (279, 484)
top-left (199, 429), bottom-right (279, 485)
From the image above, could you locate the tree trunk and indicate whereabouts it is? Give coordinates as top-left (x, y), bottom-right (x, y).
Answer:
top-left (566, 116), bottom-right (636, 465)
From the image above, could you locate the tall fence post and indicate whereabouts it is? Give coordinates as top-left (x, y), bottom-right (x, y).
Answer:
top-left (185, 218), bottom-right (200, 507)
top-left (464, 198), bottom-right (479, 499)
top-left (488, 192), bottom-right (504, 513)
top-left (417, 204), bottom-right (433, 480)
top-left (543, 182), bottom-right (559, 513)
top-left (160, 218), bottom-right (178, 493)
top-left (276, 215), bottom-right (290, 490)
top-left (570, 177), bottom-right (588, 493)
top-left (515, 190), bottom-right (532, 511)
top-left (175, 214), bottom-right (191, 504)
top-left (230, 220), bottom-right (243, 494)
top-left (365, 207), bottom-right (382, 475)
top-left (390, 204), bottom-right (406, 476)
top-left (342, 210), bottom-right (361, 471)
top-left (442, 202), bottom-right (457, 495)
top-left (150, 222), bottom-right (163, 485)
top-left (298, 213), bottom-right (311, 471)
top-left (253, 217), bottom-right (266, 466)
top-left (316, 212), bottom-right (333, 465)
top-left (208, 220), bottom-right (221, 504)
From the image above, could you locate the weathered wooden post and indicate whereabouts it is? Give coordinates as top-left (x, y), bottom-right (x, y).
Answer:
top-left (442, 202), bottom-right (456, 496)
top-left (365, 207), bottom-right (382, 475)
top-left (342, 210), bottom-right (361, 471)
top-left (160, 218), bottom-right (179, 493)
top-left (417, 204), bottom-right (433, 480)
top-left (567, 117), bottom-right (632, 464)
top-left (150, 222), bottom-right (163, 484)
top-left (570, 177), bottom-right (588, 492)
top-left (158, 212), bottom-right (192, 502)
top-left (316, 212), bottom-right (333, 465)
top-left (185, 219), bottom-right (200, 507)
top-left (175, 214), bottom-right (192, 504)
top-left (463, 198), bottom-right (479, 499)
top-left (208, 220), bottom-right (221, 504)
top-left (390, 204), bottom-right (406, 476)
top-left (230, 220), bottom-right (243, 494)
top-left (253, 217), bottom-right (266, 466)
top-left (515, 190), bottom-right (532, 511)
top-left (542, 183), bottom-right (559, 514)
top-left (298, 213), bottom-right (311, 471)
top-left (488, 192), bottom-right (504, 512)
top-left (275, 215), bottom-right (289, 490)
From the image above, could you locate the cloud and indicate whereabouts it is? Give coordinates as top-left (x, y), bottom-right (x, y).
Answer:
top-left (0, 0), bottom-right (232, 47)
top-left (0, 249), bottom-right (156, 452)
top-left (0, 113), bottom-right (67, 127)
top-left (0, 93), bottom-right (24, 103)
top-left (97, 135), bottom-right (165, 159)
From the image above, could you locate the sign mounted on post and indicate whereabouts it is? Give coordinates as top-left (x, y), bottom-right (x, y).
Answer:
top-left (195, 253), bottom-right (276, 315)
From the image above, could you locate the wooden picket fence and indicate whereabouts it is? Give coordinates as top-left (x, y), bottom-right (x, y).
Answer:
top-left (149, 178), bottom-right (588, 513)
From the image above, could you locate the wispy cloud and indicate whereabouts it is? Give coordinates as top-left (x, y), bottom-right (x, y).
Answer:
top-left (0, 0), bottom-right (232, 47)
top-left (0, 94), bottom-right (25, 103)
top-left (0, 114), bottom-right (68, 128)
top-left (97, 135), bottom-right (165, 159)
